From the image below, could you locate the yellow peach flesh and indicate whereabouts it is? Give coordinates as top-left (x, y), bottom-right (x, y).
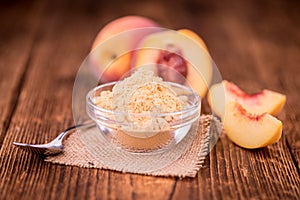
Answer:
top-left (223, 102), bottom-right (282, 149)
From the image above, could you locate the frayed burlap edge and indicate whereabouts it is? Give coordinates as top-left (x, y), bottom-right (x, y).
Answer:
top-left (45, 115), bottom-right (222, 178)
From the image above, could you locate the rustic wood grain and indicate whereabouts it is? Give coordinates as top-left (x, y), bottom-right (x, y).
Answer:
top-left (0, 0), bottom-right (299, 199)
top-left (194, 1), bottom-right (300, 199)
top-left (0, 0), bottom-right (107, 199)
top-left (0, 1), bottom-right (43, 148)
top-left (162, 1), bottom-right (300, 199)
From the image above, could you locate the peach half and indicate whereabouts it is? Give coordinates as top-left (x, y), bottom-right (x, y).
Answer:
top-left (90, 16), bottom-right (159, 83)
top-left (223, 102), bottom-right (282, 149)
top-left (134, 29), bottom-right (213, 98)
top-left (208, 80), bottom-right (286, 118)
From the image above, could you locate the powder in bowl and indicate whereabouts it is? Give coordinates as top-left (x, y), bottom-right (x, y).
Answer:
top-left (87, 68), bottom-right (200, 153)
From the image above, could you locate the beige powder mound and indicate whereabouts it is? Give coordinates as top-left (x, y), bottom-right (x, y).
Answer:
top-left (95, 68), bottom-right (187, 135)
top-left (93, 91), bottom-right (113, 110)
top-left (96, 69), bottom-right (186, 113)
top-left (128, 82), bottom-right (183, 114)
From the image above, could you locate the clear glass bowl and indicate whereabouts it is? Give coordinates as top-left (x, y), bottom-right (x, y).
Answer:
top-left (86, 81), bottom-right (201, 153)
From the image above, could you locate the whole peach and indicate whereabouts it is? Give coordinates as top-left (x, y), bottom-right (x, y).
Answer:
top-left (90, 16), bottom-right (159, 83)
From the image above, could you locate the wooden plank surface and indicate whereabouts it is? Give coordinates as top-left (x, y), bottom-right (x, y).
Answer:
top-left (0, 0), bottom-right (299, 199)
top-left (0, 1), bottom-right (42, 147)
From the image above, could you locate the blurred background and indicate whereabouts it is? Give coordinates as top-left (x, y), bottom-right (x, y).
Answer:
top-left (1, 0), bottom-right (299, 112)
top-left (1, 0), bottom-right (299, 78)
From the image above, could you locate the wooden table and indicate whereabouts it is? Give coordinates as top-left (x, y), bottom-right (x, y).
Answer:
top-left (1, 0), bottom-right (299, 199)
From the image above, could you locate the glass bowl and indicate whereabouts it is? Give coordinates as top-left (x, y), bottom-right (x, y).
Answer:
top-left (86, 81), bottom-right (201, 153)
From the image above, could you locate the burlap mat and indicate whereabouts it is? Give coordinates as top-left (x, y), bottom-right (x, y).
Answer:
top-left (45, 115), bottom-right (222, 178)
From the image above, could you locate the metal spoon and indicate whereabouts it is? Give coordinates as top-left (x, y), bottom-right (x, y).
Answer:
top-left (13, 122), bottom-right (95, 156)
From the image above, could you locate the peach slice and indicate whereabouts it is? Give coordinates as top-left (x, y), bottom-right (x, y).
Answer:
top-left (90, 16), bottom-right (159, 82)
top-left (223, 102), bottom-right (282, 149)
top-left (134, 29), bottom-right (213, 98)
top-left (208, 80), bottom-right (286, 118)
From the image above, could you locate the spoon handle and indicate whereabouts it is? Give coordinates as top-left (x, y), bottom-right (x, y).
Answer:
top-left (56, 121), bottom-right (95, 142)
